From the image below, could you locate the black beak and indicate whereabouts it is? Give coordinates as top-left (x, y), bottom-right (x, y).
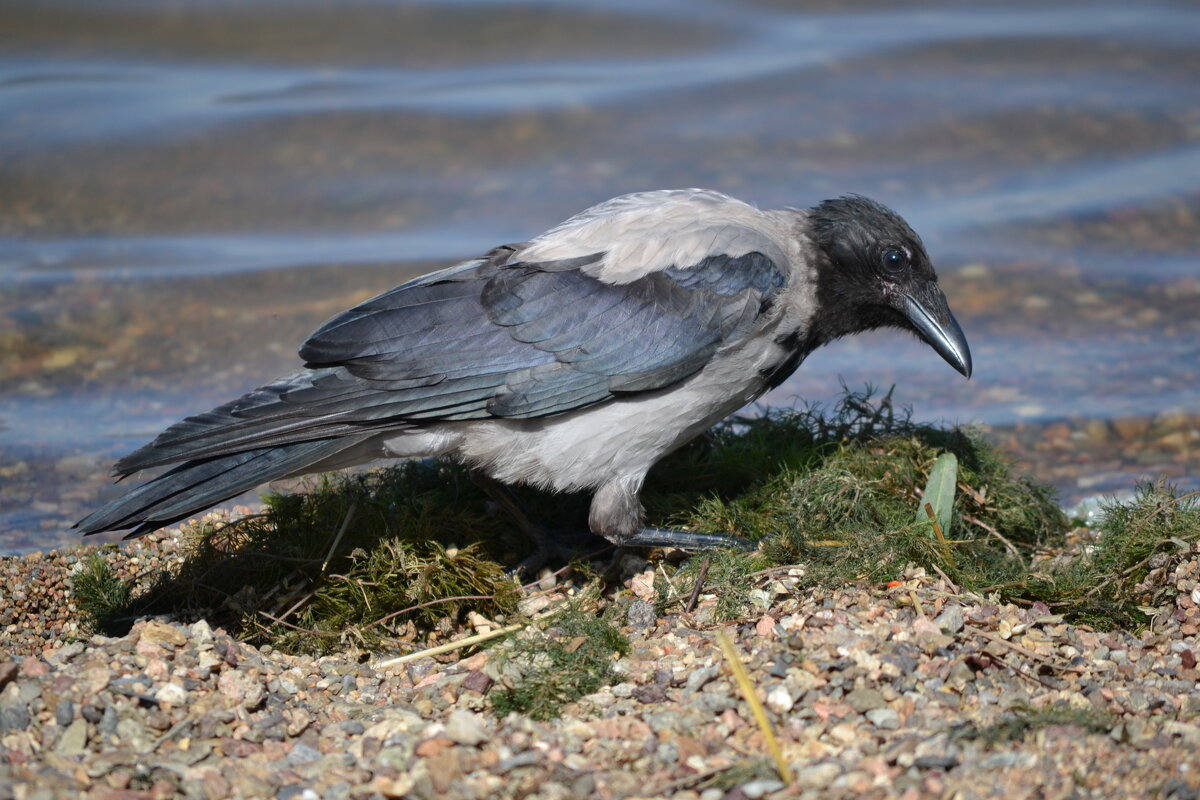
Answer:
top-left (897, 285), bottom-right (972, 378)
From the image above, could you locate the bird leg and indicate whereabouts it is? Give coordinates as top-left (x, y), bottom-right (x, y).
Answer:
top-left (469, 471), bottom-right (604, 576)
top-left (471, 473), bottom-right (756, 577)
top-left (590, 479), bottom-right (756, 552)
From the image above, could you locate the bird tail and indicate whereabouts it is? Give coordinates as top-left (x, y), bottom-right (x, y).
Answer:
top-left (76, 435), bottom-right (376, 538)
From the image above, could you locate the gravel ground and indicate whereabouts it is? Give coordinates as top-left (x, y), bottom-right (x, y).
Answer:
top-left (2, 532), bottom-right (1200, 800)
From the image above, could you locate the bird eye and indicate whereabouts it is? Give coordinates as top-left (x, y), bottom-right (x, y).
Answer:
top-left (881, 248), bottom-right (908, 273)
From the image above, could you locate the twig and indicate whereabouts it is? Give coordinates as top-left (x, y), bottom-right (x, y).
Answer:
top-left (685, 555), bottom-right (711, 614)
top-left (274, 590), bottom-right (318, 626)
top-left (963, 514), bottom-right (1025, 566)
top-left (715, 630), bottom-right (792, 786)
top-left (256, 609), bottom-right (339, 637)
top-left (924, 502), bottom-right (956, 567)
top-left (966, 625), bottom-right (1059, 665)
top-left (983, 650), bottom-right (1060, 689)
top-left (925, 502), bottom-right (947, 545)
top-left (320, 500), bottom-right (357, 574)
top-left (376, 623), bottom-right (524, 668)
top-left (364, 594), bottom-right (498, 631)
top-left (907, 590), bottom-right (927, 618)
top-left (929, 563), bottom-right (960, 594)
top-left (146, 717), bottom-right (193, 754)
top-left (748, 565), bottom-right (806, 579)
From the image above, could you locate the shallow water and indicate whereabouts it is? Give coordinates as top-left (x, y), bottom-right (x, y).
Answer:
top-left (3, 0), bottom-right (1199, 553)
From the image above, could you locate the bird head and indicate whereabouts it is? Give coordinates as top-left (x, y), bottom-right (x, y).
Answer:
top-left (809, 196), bottom-right (972, 379)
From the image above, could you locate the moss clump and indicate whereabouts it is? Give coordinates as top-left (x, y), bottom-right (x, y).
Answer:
top-left (491, 604), bottom-right (629, 720)
top-left (85, 459), bottom-right (527, 653)
top-left (1021, 482), bottom-right (1200, 629)
top-left (655, 387), bottom-right (1070, 620)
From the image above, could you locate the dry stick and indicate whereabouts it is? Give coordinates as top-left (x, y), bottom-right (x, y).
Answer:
top-left (320, 500), bottom-right (358, 574)
top-left (257, 608), bottom-right (339, 638)
top-left (376, 623), bottom-right (526, 668)
top-left (685, 555), bottom-right (712, 614)
top-left (985, 651), bottom-right (1060, 689)
top-left (364, 593), bottom-right (499, 631)
top-left (274, 589), bottom-right (319, 626)
top-left (924, 502), bottom-right (956, 568)
top-left (907, 590), bottom-right (927, 618)
top-left (967, 625), bottom-right (1061, 666)
top-left (962, 513), bottom-right (1025, 566)
top-left (929, 563), bottom-right (961, 594)
top-left (715, 630), bottom-right (792, 785)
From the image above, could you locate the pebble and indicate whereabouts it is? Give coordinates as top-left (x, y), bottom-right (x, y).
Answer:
top-left (740, 778), bottom-right (785, 798)
top-left (766, 685), bottom-right (794, 714)
top-left (934, 604), bottom-right (965, 635)
top-left (55, 718), bottom-right (88, 756)
top-left (795, 762), bottom-right (842, 789)
top-left (685, 666), bottom-right (719, 693)
top-left (626, 600), bottom-right (657, 631)
top-left (2, 536), bottom-right (1199, 800)
top-left (846, 687), bottom-right (887, 712)
top-left (444, 710), bottom-right (490, 746)
top-left (867, 707), bottom-right (901, 730)
top-left (0, 662), bottom-right (17, 690)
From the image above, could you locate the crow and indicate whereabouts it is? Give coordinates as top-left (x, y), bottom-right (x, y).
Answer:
top-left (78, 189), bottom-right (971, 554)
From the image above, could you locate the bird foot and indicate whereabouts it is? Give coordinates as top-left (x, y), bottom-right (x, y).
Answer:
top-left (619, 527), bottom-right (756, 552)
top-left (509, 528), bottom-right (610, 579)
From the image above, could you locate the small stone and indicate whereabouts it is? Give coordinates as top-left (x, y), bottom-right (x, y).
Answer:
top-left (626, 600), bottom-right (657, 631)
top-left (217, 670), bottom-right (265, 710)
top-left (190, 619), bottom-right (215, 646)
top-left (914, 753), bottom-right (959, 770)
top-left (866, 708), bottom-right (900, 730)
top-left (846, 687), bottom-right (887, 712)
top-left (55, 718), bottom-right (89, 756)
top-left (0, 663), bottom-right (17, 690)
top-left (934, 605), bottom-right (965, 635)
top-left (443, 710), bottom-right (489, 746)
top-left (517, 595), bottom-right (552, 616)
top-left (55, 700), bottom-right (75, 727)
top-left (766, 686), bottom-right (794, 714)
top-left (20, 659), bottom-right (49, 678)
top-left (140, 620), bottom-right (187, 648)
top-left (0, 704), bottom-right (30, 732)
top-left (287, 742), bottom-right (322, 766)
top-left (460, 670), bottom-right (493, 695)
top-left (795, 762), bottom-right (841, 789)
top-left (741, 779), bottom-right (785, 798)
top-left (98, 705), bottom-right (119, 735)
top-left (156, 682), bottom-right (188, 707)
top-left (685, 666), bottom-right (719, 693)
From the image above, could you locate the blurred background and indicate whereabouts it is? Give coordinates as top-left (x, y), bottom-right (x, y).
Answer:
top-left (2, 0), bottom-right (1199, 553)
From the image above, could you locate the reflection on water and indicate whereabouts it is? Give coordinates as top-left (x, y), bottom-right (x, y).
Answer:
top-left (2, 0), bottom-right (1199, 552)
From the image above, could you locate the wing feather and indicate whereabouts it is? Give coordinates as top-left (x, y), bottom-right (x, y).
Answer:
top-left (118, 192), bottom-right (791, 475)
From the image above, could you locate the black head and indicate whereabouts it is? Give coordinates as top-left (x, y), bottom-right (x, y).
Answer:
top-left (808, 195), bottom-right (972, 378)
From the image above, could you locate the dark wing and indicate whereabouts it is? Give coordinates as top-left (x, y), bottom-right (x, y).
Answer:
top-left (114, 249), bottom-right (786, 474)
top-left (302, 250), bottom-right (786, 418)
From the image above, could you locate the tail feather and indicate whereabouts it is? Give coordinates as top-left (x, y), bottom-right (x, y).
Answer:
top-left (77, 435), bottom-right (375, 537)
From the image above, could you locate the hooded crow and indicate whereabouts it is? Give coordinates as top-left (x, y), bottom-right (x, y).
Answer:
top-left (77, 189), bottom-right (971, 552)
